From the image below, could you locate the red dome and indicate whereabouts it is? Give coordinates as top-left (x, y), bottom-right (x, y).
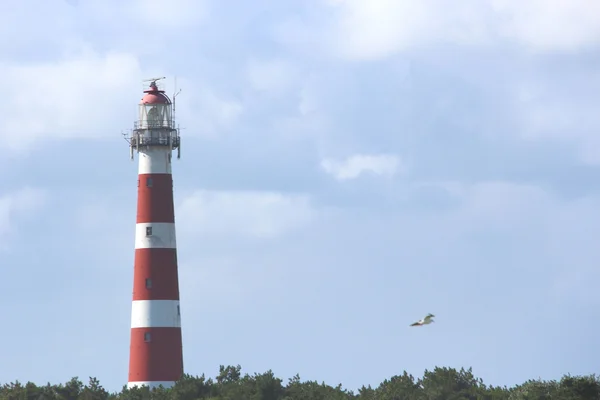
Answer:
top-left (140, 82), bottom-right (171, 105)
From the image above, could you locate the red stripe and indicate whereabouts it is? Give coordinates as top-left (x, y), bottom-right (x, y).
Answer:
top-left (128, 327), bottom-right (183, 382)
top-left (132, 248), bottom-right (180, 300)
top-left (137, 174), bottom-right (175, 223)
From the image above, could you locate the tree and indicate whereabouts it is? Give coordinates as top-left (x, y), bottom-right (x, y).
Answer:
top-left (375, 371), bottom-right (421, 400)
top-left (0, 365), bottom-right (598, 400)
top-left (557, 374), bottom-right (600, 400)
top-left (419, 367), bottom-right (489, 400)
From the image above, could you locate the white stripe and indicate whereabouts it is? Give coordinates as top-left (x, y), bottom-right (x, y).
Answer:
top-left (131, 300), bottom-right (181, 328)
top-left (138, 148), bottom-right (172, 174)
top-left (127, 381), bottom-right (175, 390)
top-left (135, 223), bottom-right (176, 249)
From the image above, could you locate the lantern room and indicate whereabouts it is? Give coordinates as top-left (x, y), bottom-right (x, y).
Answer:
top-left (138, 81), bottom-right (173, 129)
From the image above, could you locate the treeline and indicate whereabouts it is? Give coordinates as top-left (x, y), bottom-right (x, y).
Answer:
top-left (1, 365), bottom-right (599, 400)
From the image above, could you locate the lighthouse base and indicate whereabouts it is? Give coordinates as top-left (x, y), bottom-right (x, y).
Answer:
top-left (127, 381), bottom-right (176, 390)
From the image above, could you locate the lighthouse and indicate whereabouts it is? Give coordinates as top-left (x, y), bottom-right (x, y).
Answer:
top-left (126, 78), bottom-right (183, 390)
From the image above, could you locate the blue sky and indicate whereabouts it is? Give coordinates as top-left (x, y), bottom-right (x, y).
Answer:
top-left (1, 0), bottom-right (600, 393)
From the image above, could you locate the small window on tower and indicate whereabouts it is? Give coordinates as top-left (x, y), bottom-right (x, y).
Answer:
top-left (144, 332), bottom-right (151, 342)
top-left (177, 305), bottom-right (180, 316)
top-left (137, 179), bottom-right (140, 187)
top-left (146, 226), bottom-right (152, 236)
top-left (145, 278), bottom-right (152, 289)
top-left (146, 177), bottom-right (153, 187)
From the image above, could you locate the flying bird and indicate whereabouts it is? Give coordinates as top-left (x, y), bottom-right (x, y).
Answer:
top-left (410, 313), bottom-right (435, 327)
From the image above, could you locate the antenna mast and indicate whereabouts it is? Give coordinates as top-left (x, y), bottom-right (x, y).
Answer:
top-left (172, 76), bottom-right (182, 128)
top-left (143, 76), bottom-right (166, 89)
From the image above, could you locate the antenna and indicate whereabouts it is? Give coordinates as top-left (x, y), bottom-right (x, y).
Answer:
top-left (172, 76), bottom-right (182, 128)
top-left (143, 76), bottom-right (166, 89)
top-left (143, 76), bottom-right (166, 83)
top-left (121, 130), bottom-right (135, 160)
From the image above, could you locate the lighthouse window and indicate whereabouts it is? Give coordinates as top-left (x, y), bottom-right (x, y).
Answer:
top-left (146, 226), bottom-right (152, 236)
top-left (146, 177), bottom-right (153, 187)
top-left (145, 278), bottom-right (152, 289)
top-left (177, 305), bottom-right (180, 316)
top-left (144, 332), bottom-right (151, 342)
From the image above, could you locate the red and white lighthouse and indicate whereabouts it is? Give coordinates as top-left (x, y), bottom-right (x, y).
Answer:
top-left (126, 78), bottom-right (183, 390)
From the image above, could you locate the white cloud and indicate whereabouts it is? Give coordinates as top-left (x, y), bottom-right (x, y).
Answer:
top-left (0, 187), bottom-right (46, 240)
top-left (313, 0), bottom-right (600, 60)
top-left (73, 199), bottom-right (131, 236)
top-left (126, 0), bottom-right (210, 28)
top-left (399, 180), bottom-right (600, 305)
top-left (1, 0), bottom-right (209, 57)
top-left (0, 1), bottom-right (77, 53)
top-left (176, 190), bottom-right (315, 238)
top-left (452, 181), bottom-right (553, 230)
top-left (167, 76), bottom-right (243, 139)
top-left (324, 0), bottom-right (489, 60)
top-left (298, 74), bottom-right (321, 116)
top-left (508, 74), bottom-right (600, 164)
top-left (542, 195), bottom-right (600, 304)
top-left (0, 47), bottom-right (240, 150)
top-left (0, 0), bottom-right (221, 152)
top-left (320, 154), bottom-right (403, 180)
top-left (0, 48), bottom-right (143, 152)
top-left (490, 0), bottom-right (600, 53)
top-left (188, 88), bottom-right (244, 137)
top-left (246, 58), bottom-right (302, 97)
top-left (179, 255), bottom-right (287, 311)
top-left (481, 183), bottom-right (600, 303)
top-left (70, 0), bottom-right (210, 31)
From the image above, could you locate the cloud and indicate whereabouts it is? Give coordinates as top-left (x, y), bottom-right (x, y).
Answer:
top-left (544, 195), bottom-right (600, 305)
top-left (66, 0), bottom-right (210, 32)
top-left (508, 73), bottom-right (600, 165)
top-left (0, 0), bottom-right (223, 152)
top-left (375, 180), bottom-right (600, 308)
top-left (455, 181), bottom-right (552, 228)
top-left (298, 75), bottom-right (321, 116)
top-left (490, 0), bottom-right (600, 53)
top-left (0, 187), bottom-right (46, 242)
top-left (324, 0), bottom-right (490, 60)
top-left (473, 182), bottom-right (600, 304)
top-left (1, 0), bottom-right (209, 58)
top-left (126, 0), bottom-right (210, 28)
top-left (283, 0), bottom-right (600, 61)
top-left (176, 190), bottom-right (316, 239)
top-left (246, 58), bottom-right (302, 97)
top-left (0, 48), bottom-right (142, 152)
top-left (188, 88), bottom-right (244, 137)
top-left (320, 154), bottom-right (404, 180)
top-left (0, 49), bottom-right (241, 151)
top-left (74, 202), bottom-right (116, 232)
top-left (178, 254), bottom-right (289, 312)
top-left (173, 179), bottom-right (600, 318)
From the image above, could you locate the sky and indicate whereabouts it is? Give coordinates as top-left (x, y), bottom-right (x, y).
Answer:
top-left (1, 0), bottom-right (600, 394)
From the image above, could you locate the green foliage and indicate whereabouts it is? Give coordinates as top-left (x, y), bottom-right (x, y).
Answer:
top-left (1, 366), bottom-right (598, 400)
top-left (508, 374), bottom-right (600, 400)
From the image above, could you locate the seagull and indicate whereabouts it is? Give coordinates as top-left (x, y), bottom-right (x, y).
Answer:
top-left (410, 313), bottom-right (435, 327)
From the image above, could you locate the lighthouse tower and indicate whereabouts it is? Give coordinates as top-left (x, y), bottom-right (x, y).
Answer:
top-left (127, 78), bottom-right (183, 390)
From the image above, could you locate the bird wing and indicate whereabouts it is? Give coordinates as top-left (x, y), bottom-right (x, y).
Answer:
top-left (424, 314), bottom-right (435, 322)
top-left (410, 322), bottom-right (421, 326)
